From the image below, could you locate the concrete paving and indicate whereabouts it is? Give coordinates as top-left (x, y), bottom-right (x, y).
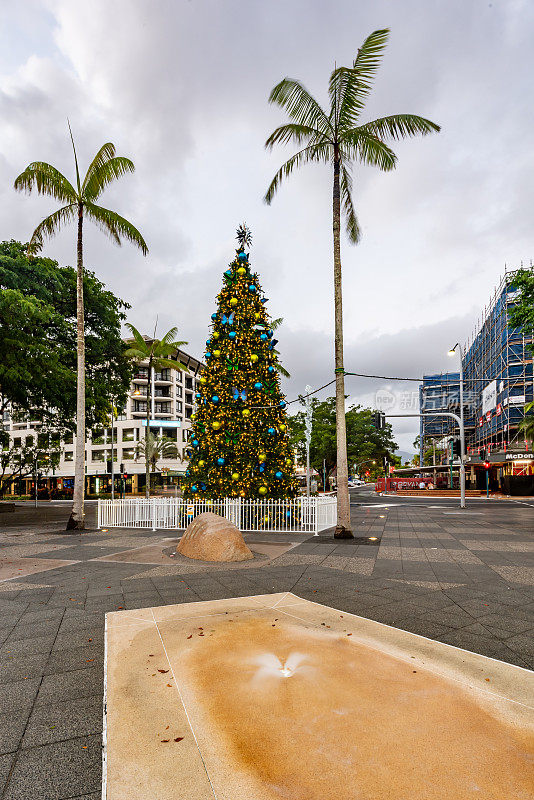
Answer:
top-left (0, 497), bottom-right (532, 798)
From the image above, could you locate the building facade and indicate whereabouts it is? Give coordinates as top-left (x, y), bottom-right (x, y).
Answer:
top-left (3, 341), bottom-right (203, 497)
top-left (420, 271), bottom-right (534, 494)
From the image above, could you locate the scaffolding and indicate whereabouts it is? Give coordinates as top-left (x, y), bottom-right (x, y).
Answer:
top-left (421, 269), bottom-right (534, 455)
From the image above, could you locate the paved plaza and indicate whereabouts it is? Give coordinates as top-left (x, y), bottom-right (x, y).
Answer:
top-left (0, 496), bottom-right (532, 798)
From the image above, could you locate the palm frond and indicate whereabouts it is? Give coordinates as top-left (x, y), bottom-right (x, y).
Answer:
top-left (360, 114), bottom-right (441, 141)
top-left (28, 204), bottom-right (77, 250)
top-left (83, 155), bottom-right (135, 201)
top-left (81, 142), bottom-right (115, 193)
top-left (265, 123), bottom-right (330, 149)
top-left (264, 143), bottom-right (332, 204)
top-left (270, 317), bottom-right (283, 330)
top-left (67, 119), bottom-right (82, 194)
top-left (84, 202), bottom-right (148, 255)
top-left (158, 327), bottom-right (179, 346)
top-left (339, 165), bottom-right (360, 244)
top-left (14, 163), bottom-right (78, 204)
top-left (152, 357), bottom-right (187, 371)
top-left (124, 346), bottom-right (147, 361)
top-left (276, 363), bottom-right (291, 379)
top-left (124, 323), bottom-right (149, 354)
top-left (341, 129), bottom-right (397, 172)
top-left (268, 78), bottom-right (332, 133)
top-left (329, 29), bottom-right (390, 129)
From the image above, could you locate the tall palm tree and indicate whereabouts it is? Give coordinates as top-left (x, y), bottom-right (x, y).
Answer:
top-left (135, 433), bottom-right (180, 493)
top-left (14, 125), bottom-right (148, 530)
top-left (520, 401), bottom-right (534, 443)
top-left (264, 29), bottom-right (440, 537)
top-left (124, 324), bottom-right (187, 498)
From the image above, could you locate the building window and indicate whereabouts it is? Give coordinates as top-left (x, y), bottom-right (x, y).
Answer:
top-left (64, 451), bottom-right (74, 462)
top-left (92, 429), bottom-right (104, 444)
top-left (175, 386), bottom-right (182, 397)
top-left (155, 402), bottom-right (171, 414)
top-left (13, 437), bottom-right (21, 448)
top-left (122, 428), bottom-right (135, 442)
top-left (176, 402), bottom-right (183, 413)
top-left (133, 367), bottom-right (148, 379)
top-left (185, 377), bottom-right (193, 390)
top-left (63, 432), bottom-right (73, 445)
top-left (122, 448), bottom-right (136, 461)
top-left (132, 384), bottom-right (147, 396)
top-left (92, 450), bottom-right (105, 462)
top-left (133, 401), bottom-right (148, 413)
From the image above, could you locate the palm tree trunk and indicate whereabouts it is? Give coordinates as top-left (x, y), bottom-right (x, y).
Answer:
top-left (332, 155), bottom-right (353, 538)
top-left (67, 204), bottom-right (85, 530)
top-left (145, 359), bottom-right (152, 499)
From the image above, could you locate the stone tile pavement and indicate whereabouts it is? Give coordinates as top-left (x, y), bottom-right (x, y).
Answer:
top-left (0, 499), bottom-right (532, 798)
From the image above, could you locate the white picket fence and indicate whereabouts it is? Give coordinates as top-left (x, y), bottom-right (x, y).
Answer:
top-left (97, 496), bottom-right (337, 535)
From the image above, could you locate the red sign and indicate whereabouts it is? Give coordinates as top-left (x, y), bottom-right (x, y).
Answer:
top-left (496, 403), bottom-right (502, 416)
top-left (479, 417), bottom-right (483, 427)
top-left (486, 411), bottom-right (491, 422)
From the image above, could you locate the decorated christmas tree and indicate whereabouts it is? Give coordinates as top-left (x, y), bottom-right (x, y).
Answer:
top-left (183, 225), bottom-right (297, 500)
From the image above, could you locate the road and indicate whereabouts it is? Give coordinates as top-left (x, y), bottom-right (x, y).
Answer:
top-left (349, 484), bottom-right (534, 509)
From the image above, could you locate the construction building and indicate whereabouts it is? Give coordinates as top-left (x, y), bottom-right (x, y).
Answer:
top-left (420, 270), bottom-right (534, 494)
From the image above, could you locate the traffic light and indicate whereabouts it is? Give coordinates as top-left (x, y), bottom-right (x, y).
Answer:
top-left (371, 411), bottom-right (385, 429)
top-left (120, 463), bottom-right (124, 474)
top-left (479, 448), bottom-right (486, 461)
top-left (106, 459), bottom-right (112, 474)
top-left (452, 440), bottom-right (462, 458)
top-left (484, 462), bottom-right (490, 470)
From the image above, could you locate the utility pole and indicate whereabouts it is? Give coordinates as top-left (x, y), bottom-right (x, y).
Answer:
top-left (110, 399), bottom-right (115, 501)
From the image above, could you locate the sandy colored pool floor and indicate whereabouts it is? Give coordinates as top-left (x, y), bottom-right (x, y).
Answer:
top-left (104, 593), bottom-right (534, 800)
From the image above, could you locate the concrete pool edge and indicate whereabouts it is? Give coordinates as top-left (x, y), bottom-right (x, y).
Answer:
top-left (103, 592), bottom-right (534, 800)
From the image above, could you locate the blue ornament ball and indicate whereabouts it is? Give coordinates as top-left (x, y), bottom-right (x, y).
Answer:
top-left (238, 251), bottom-right (247, 262)
top-left (254, 382), bottom-right (263, 390)
top-left (224, 269), bottom-right (232, 277)
top-left (191, 485), bottom-right (198, 492)
top-left (260, 333), bottom-right (268, 341)
top-left (279, 400), bottom-right (286, 409)
top-left (268, 366), bottom-right (275, 374)
top-left (212, 395), bottom-right (219, 403)
top-left (185, 469), bottom-right (190, 476)
top-left (229, 331), bottom-right (236, 339)
top-left (267, 330), bottom-right (273, 338)
top-left (195, 392), bottom-right (201, 399)
top-left (211, 313), bottom-right (217, 321)
top-left (275, 471), bottom-right (283, 479)
top-left (217, 457), bottom-right (225, 465)
top-left (286, 511), bottom-right (291, 518)
top-left (192, 439), bottom-right (199, 447)
top-left (249, 285), bottom-right (256, 293)
top-left (268, 427), bottom-right (275, 435)
top-left (205, 352), bottom-right (211, 359)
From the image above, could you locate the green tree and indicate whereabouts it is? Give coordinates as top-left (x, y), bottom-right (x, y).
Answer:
top-left (0, 240), bottom-right (132, 428)
top-left (124, 325), bottom-right (187, 498)
top-left (0, 431), bottom-right (60, 498)
top-left (289, 397), bottom-right (397, 488)
top-left (182, 227), bottom-right (297, 502)
top-left (264, 29), bottom-right (440, 537)
top-left (14, 128), bottom-right (148, 530)
top-left (135, 433), bottom-right (180, 492)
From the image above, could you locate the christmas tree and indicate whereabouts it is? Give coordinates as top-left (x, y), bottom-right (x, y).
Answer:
top-left (183, 225), bottom-right (297, 500)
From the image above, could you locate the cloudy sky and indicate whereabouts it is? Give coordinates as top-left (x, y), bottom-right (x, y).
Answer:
top-left (1, 0), bottom-right (532, 453)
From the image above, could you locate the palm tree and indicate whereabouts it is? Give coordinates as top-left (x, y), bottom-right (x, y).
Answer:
top-left (14, 125), bottom-right (148, 530)
top-left (520, 401), bottom-right (534, 442)
top-left (135, 433), bottom-right (180, 493)
top-left (264, 29), bottom-right (440, 537)
top-left (124, 324), bottom-right (187, 498)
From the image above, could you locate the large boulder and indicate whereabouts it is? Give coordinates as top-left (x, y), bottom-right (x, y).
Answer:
top-left (177, 512), bottom-right (254, 562)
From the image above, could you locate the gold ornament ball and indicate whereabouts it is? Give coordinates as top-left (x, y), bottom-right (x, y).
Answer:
top-left (286, 458), bottom-right (293, 466)
top-left (212, 421), bottom-right (221, 430)
top-left (258, 486), bottom-right (268, 495)
top-left (212, 331), bottom-right (220, 339)
top-left (230, 298), bottom-right (238, 307)
top-left (240, 490), bottom-right (246, 497)
top-left (198, 460), bottom-right (205, 467)
top-left (213, 349), bottom-right (221, 357)
top-left (200, 377), bottom-right (207, 385)
top-left (250, 354), bottom-right (259, 363)
top-left (258, 453), bottom-right (266, 462)
top-left (237, 267), bottom-right (246, 275)
top-left (254, 312), bottom-right (260, 320)
top-left (231, 472), bottom-right (239, 481)
top-left (242, 408), bottom-right (250, 418)
top-left (279, 424), bottom-right (286, 431)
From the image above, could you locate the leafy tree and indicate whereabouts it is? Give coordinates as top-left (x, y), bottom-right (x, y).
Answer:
top-left (14, 127), bottom-right (148, 530)
top-left (136, 433), bottom-right (180, 492)
top-left (413, 434), bottom-right (447, 466)
top-left (0, 240), bottom-right (132, 429)
top-left (182, 228), bottom-right (297, 502)
top-left (289, 397), bottom-right (397, 488)
top-left (0, 431), bottom-right (60, 498)
top-left (264, 29), bottom-right (440, 537)
top-left (124, 325), bottom-right (187, 498)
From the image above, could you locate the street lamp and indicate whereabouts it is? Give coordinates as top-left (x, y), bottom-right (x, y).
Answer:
top-left (448, 343), bottom-right (465, 509)
top-left (354, 459), bottom-right (376, 478)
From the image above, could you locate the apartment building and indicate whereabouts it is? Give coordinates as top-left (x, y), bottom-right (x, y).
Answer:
top-left (3, 341), bottom-right (203, 496)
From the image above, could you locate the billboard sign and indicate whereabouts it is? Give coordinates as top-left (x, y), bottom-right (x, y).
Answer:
top-left (482, 380), bottom-right (497, 415)
top-left (142, 419), bottom-right (181, 428)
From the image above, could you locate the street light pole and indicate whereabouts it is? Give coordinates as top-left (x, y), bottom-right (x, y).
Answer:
top-left (448, 344), bottom-right (466, 509)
